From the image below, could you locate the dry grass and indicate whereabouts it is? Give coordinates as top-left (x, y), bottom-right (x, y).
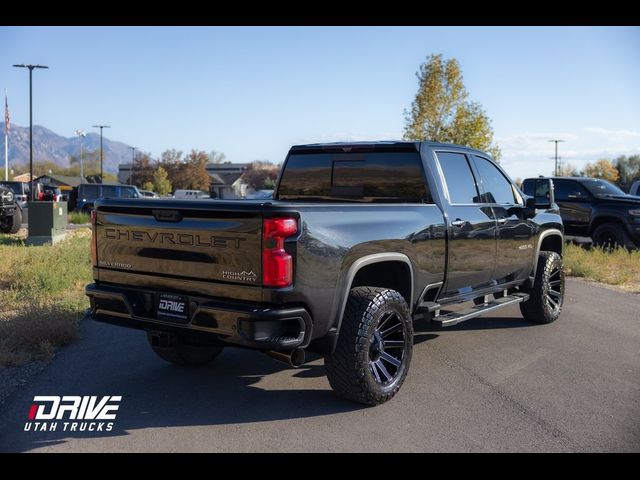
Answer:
top-left (0, 229), bottom-right (92, 366)
top-left (564, 243), bottom-right (640, 293)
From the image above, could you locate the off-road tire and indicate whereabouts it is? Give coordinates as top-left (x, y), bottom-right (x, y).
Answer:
top-left (147, 332), bottom-right (223, 366)
top-left (325, 287), bottom-right (413, 405)
top-left (592, 222), bottom-right (633, 250)
top-left (519, 251), bottom-right (564, 324)
top-left (0, 207), bottom-right (22, 234)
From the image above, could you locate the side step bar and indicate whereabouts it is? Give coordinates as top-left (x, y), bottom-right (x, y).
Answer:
top-left (431, 293), bottom-right (530, 327)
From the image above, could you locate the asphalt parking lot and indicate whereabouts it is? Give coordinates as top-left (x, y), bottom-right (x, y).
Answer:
top-left (0, 278), bottom-right (638, 452)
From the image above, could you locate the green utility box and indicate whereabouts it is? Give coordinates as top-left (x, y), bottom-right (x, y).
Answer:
top-left (27, 201), bottom-right (68, 246)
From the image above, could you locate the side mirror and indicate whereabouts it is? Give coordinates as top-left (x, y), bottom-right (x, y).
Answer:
top-left (527, 178), bottom-right (555, 209)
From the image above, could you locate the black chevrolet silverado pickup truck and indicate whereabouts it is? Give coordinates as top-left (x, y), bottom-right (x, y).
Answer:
top-left (0, 185), bottom-right (23, 234)
top-left (86, 141), bottom-right (564, 405)
top-left (523, 176), bottom-right (640, 249)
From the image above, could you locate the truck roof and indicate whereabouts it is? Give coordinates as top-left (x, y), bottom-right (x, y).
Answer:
top-left (289, 140), bottom-right (493, 157)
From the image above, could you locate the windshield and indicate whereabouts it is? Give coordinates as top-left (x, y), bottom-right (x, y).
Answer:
top-left (0, 181), bottom-right (23, 194)
top-left (581, 179), bottom-right (626, 197)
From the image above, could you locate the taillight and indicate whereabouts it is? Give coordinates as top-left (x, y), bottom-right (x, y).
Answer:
top-left (262, 217), bottom-right (297, 287)
top-left (90, 209), bottom-right (97, 267)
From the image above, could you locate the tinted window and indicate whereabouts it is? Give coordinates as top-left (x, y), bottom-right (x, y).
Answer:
top-left (81, 185), bottom-right (100, 200)
top-left (473, 156), bottom-right (515, 204)
top-left (119, 187), bottom-right (137, 198)
top-left (278, 152), bottom-right (430, 203)
top-left (581, 179), bottom-right (625, 197)
top-left (554, 180), bottom-right (589, 201)
top-left (0, 182), bottom-right (25, 194)
top-left (102, 186), bottom-right (117, 198)
top-left (436, 152), bottom-right (480, 204)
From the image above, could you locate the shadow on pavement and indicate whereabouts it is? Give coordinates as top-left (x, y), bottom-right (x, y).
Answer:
top-left (5, 320), bottom-right (450, 451)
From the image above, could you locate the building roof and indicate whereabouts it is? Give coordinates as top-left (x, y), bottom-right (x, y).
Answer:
top-left (12, 173), bottom-right (33, 182)
top-left (35, 174), bottom-right (88, 187)
top-left (209, 172), bottom-right (245, 186)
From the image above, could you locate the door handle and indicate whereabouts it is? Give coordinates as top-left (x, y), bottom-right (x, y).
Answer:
top-left (496, 218), bottom-right (508, 224)
top-left (451, 219), bottom-right (465, 227)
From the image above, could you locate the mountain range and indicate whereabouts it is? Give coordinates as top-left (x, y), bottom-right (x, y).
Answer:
top-left (0, 123), bottom-right (132, 174)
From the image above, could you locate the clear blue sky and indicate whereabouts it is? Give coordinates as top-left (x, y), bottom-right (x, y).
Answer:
top-left (1, 26), bottom-right (639, 179)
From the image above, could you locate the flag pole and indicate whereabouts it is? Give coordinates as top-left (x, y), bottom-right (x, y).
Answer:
top-left (4, 89), bottom-right (8, 181)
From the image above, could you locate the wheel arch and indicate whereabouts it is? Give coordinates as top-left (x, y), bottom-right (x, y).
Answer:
top-left (533, 229), bottom-right (563, 278)
top-left (331, 253), bottom-right (414, 337)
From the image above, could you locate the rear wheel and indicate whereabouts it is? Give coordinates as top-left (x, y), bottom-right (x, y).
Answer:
top-left (147, 332), bottom-right (224, 366)
top-left (325, 287), bottom-right (413, 405)
top-left (519, 251), bottom-right (564, 324)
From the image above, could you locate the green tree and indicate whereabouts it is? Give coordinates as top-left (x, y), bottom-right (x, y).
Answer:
top-left (141, 181), bottom-right (155, 192)
top-left (403, 54), bottom-right (500, 159)
top-left (613, 155), bottom-right (640, 190)
top-left (152, 166), bottom-right (172, 196)
top-left (581, 159), bottom-right (620, 182)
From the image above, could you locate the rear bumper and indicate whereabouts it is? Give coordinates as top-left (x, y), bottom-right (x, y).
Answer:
top-left (85, 283), bottom-right (313, 350)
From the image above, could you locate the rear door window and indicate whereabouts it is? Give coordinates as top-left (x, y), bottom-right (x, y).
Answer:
top-left (435, 152), bottom-right (481, 204)
top-left (101, 186), bottom-right (117, 198)
top-left (81, 185), bottom-right (99, 200)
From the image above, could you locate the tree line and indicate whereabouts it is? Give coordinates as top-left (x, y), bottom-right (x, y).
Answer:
top-left (3, 148), bottom-right (281, 196)
top-left (556, 155), bottom-right (640, 190)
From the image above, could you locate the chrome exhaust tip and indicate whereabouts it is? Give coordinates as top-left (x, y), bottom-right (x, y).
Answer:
top-left (265, 348), bottom-right (306, 367)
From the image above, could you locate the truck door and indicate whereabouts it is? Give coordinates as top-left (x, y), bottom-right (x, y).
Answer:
top-left (471, 155), bottom-right (535, 284)
top-left (553, 179), bottom-right (592, 236)
top-left (434, 151), bottom-right (497, 298)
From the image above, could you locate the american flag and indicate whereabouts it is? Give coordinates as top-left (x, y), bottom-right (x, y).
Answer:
top-left (4, 90), bottom-right (8, 136)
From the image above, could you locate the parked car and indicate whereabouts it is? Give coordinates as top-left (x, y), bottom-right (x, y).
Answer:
top-left (0, 185), bottom-right (23, 234)
top-left (0, 181), bottom-right (29, 206)
top-left (139, 190), bottom-right (159, 198)
top-left (523, 176), bottom-right (640, 249)
top-left (86, 141), bottom-right (563, 405)
top-left (76, 184), bottom-right (141, 212)
top-left (173, 189), bottom-right (210, 199)
top-left (39, 184), bottom-right (63, 202)
top-left (629, 180), bottom-right (640, 197)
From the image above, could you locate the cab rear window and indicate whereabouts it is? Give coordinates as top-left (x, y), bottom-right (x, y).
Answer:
top-left (277, 152), bottom-right (431, 203)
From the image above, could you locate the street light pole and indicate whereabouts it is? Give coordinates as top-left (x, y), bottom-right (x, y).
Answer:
top-left (129, 146), bottom-right (137, 185)
top-left (74, 129), bottom-right (86, 179)
top-left (548, 139), bottom-right (565, 176)
top-left (13, 64), bottom-right (49, 201)
top-left (92, 125), bottom-right (111, 182)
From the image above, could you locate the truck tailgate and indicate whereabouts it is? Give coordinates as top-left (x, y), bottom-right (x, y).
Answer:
top-left (95, 201), bottom-right (263, 286)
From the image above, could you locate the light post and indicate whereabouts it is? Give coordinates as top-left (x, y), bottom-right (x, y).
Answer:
top-left (74, 129), bottom-right (86, 179)
top-left (129, 146), bottom-right (137, 185)
top-left (12, 64), bottom-right (49, 201)
top-left (92, 124), bottom-right (111, 182)
top-left (548, 139), bottom-right (565, 176)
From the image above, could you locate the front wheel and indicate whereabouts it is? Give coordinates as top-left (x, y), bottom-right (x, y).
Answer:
top-left (325, 287), bottom-right (413, 405)
top-left (519, 251), bottom-right (564, 324)
top-left (0, 208), bottom-right (22, 234)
